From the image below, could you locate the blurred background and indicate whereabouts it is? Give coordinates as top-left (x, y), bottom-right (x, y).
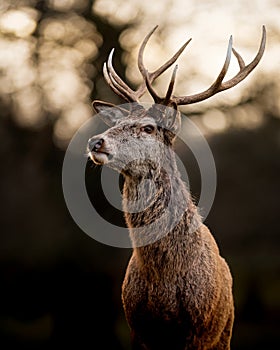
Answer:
top-left (0, 0), bottom-right (279, 349)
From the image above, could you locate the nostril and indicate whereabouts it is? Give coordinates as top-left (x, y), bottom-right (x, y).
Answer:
top-left (89, 138), bottom-right (104, 152)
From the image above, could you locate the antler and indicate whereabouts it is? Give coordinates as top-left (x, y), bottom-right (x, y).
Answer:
top-left (173, 25), bottom-right (266, 105)
top-left (103, 25), bottom-right (266, 106)
top-left (103, 25), bottom-right (192, 103)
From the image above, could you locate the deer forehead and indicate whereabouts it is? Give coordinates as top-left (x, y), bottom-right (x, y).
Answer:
top-left (112, 116), bottom-right (157, 129)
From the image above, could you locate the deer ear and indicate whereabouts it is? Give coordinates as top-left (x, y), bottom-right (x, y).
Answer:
top-left (166, 110), bottom-right (181, 135)
top-left (161, 105), bottom-right (181, 136)
top-left (92, 100), bottom-right (129, 126)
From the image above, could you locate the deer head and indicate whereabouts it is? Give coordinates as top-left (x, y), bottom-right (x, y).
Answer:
top-left (88, 26), bottom-right (266, 174)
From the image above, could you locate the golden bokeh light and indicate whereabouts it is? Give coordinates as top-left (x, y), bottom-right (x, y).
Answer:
top-left (48, 0), bottom-right (88, 12)
top-left (0, 39), bottom-right (36, 93)
top-left (0, 8), bottom-right (38, 37)
top-left (0, 1), bottom-right (102, 146)
top-left (202, 109), bottom-right (228, 133)
top-left (230, 105), bottom-right (264, 130)
top-left (13, 86), bottom-right (44, 128)
top-left (54, 102), bottom-right (92, 148)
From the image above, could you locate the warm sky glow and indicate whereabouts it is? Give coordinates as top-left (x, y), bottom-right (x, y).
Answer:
top-left (94, 0), bottom-right (279, 106)
top-left (0, 0), bottom-right (279, 145)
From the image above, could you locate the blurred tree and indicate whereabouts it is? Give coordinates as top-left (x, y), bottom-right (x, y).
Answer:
top-left (0, 1), bottom-right (279, 349)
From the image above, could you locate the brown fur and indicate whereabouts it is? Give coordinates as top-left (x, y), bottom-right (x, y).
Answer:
top-left (88, 103), bottom-right (234, 349)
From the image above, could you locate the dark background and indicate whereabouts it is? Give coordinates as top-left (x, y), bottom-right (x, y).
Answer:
top-left (0, 1), bottom-right (279, 349)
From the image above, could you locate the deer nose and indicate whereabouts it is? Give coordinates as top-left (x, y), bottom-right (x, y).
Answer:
top-left (88, 138), bottom-right (104, 152)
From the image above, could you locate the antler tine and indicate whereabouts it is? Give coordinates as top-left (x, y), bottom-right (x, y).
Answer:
top-left (149, 38), bottom-right (192, 81)
top-left (232, 47), bottom-right (245, 69)
top-left (103, 62), bottom-right (134, 102)
top-left (136, 25), bottom-right (192, 99)
top-left (164, 64), bottom-right (178, 104)
top-left (141, 64), bottom-right (180, 105)
top-left (209, 36), bottom-right (233, 91)
top-left (137, 25), bottom-right (158, 78)
top-left (143, 69), bottom-right (162, 103)
top-left (174, 26), bottom-right (266, 105)
top-left (172, 36), bottom-right (232, 105)
top-left (106, 49), bottom-right (138, 102)
top-left (102, 26), bottom-right (192, 103)
top-left (221, 25), bottom-right (266, 90)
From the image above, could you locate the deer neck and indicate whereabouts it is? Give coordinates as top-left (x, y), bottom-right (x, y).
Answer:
top-left (122, 151), bottom-right (198, 252)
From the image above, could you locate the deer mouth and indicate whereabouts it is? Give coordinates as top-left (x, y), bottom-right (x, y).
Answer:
top-left (89, 150), bottom-right (112, 165)
top-left (87, 137), bottom-right (113, 165)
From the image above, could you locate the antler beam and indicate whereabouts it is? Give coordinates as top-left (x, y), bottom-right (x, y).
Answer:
top-left (102, 25), bottom-right (266, 106)
top-left (174, 25), bottom-right (266, 105)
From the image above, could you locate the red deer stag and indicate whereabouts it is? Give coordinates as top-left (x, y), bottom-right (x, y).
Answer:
top-left (88, 26), bottom-right (266, 350)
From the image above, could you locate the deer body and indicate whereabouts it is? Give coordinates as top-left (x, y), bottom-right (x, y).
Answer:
top-left (123, 226), bottom-right (234, 350)
top-left (121, 152), bottom-right (234, 350)
top-left (88, 26), bottom-right (265, 349)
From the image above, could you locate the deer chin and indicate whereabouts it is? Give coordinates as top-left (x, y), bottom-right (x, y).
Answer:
top-left (90, 151), bottom-right (111, 165)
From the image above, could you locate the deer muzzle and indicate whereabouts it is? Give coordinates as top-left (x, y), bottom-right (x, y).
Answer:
top-left (88, 136), bottom-right (112, 165)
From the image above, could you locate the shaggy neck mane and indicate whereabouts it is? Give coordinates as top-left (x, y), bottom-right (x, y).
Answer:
top-left (122, 148), bottom-right (201, 270)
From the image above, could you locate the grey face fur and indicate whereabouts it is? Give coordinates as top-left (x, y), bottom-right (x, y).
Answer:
top-left (87, 102), bottom-right (189, 247)
top-left (88, 103), bottom-right (181, 177)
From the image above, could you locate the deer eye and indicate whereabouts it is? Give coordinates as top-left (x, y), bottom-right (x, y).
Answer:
top-left (141, 125), bottom-right (155, 134)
